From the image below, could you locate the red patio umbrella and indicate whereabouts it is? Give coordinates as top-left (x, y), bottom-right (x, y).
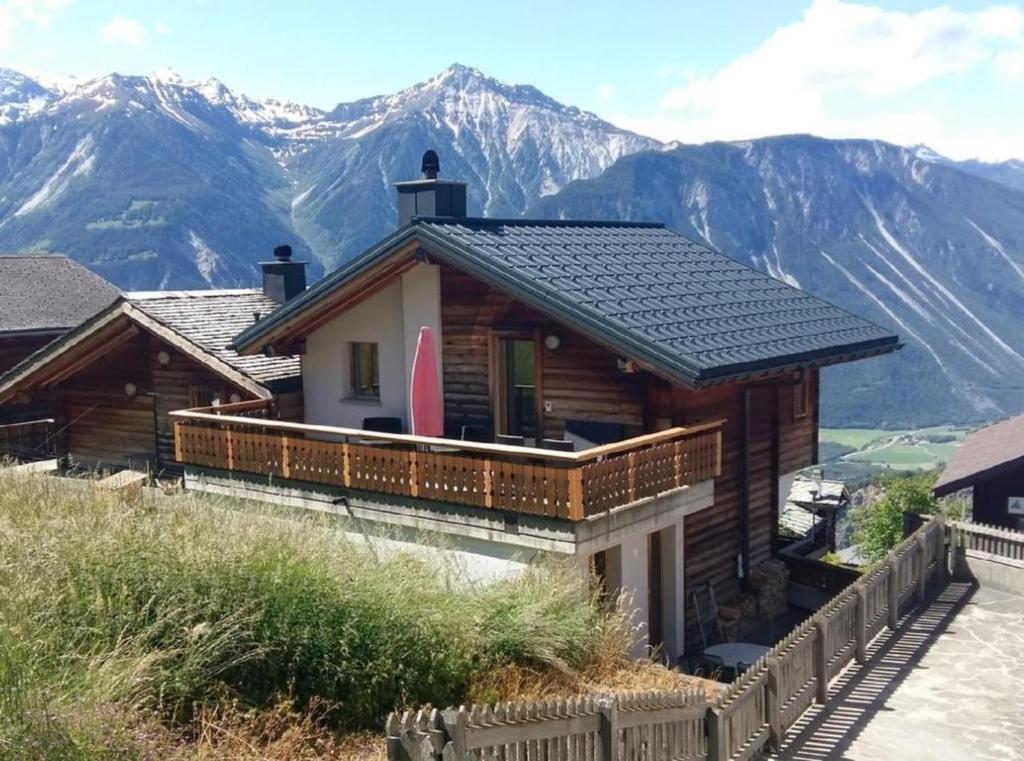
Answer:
top-left (409, 326), bottom-right (443, 437)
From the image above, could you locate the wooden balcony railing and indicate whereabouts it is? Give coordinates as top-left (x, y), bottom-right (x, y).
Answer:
top-left (171, 401), bottom-right (722, 521)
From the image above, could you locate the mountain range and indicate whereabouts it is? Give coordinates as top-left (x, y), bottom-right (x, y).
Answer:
top-left (0, 64), bottom-right (1022, 428)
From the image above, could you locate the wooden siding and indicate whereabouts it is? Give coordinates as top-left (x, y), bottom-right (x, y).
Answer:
top-left (661, 371), bottom-right (818, 646)
top-left (47, 332), bottom-right (254, 471)
top-left (438, 261), bottom-right (820, 648)
top-left (0, 333), bottom-right (57, 376)
top-left (439, 264), bottom-right (647, 439)
top-left (971, 466), bottom-right (1024, 531)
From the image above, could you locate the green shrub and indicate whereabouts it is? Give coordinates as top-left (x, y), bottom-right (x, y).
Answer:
top-left (852, 473), bottom-right (938, 562)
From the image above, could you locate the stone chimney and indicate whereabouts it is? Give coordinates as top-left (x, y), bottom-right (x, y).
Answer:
top-left (395, 149), bottom-right (467, 227)
top-left (261, 244), bottom-right (307, 304)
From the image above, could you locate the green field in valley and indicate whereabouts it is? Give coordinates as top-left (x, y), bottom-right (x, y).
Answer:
top-left (819, 425), bottom-right (972, 473)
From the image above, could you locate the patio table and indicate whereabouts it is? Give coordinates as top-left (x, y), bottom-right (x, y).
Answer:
top-left (703, 642), bottom-right (770, 669)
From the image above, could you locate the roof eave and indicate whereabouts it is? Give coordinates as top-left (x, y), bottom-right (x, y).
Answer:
top-left (934, 455), bottom-right (1024, 497)
top-left (231, 224), bottom-right (422, 354)
top-left (690, 338), bottom-right (902, 387)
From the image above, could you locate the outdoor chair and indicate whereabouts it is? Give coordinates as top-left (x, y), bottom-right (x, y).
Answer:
top-left (540, 438), bottom-right (575, 452)
top-left (361, 416), bottom-right (402, 434)
top-left (496, 434), bottom-right (526, 447)
top-left (358, 416), bottom-right (403, 447)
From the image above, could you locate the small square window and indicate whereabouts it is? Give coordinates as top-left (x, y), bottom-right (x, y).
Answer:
top-left (350, 342), bottom-right (380, 399)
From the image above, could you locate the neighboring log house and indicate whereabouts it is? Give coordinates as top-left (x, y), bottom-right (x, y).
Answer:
top-left (166, 152), bottom-right (900, 660)
top-left (0, 255), bottom-right (303, 471)
top-left (0, 254), bottom-right (119, 424)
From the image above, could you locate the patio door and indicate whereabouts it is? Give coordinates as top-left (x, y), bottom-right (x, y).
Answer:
top-left (494, 335), bottom-right (540, 440)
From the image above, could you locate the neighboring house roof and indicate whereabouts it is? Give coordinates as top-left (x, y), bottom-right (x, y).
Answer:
top-left (0, 254), bottom-right (119, 335)
top-left (779, 503), bottom-right (825, 538)
top-left (0, 289), bottom-right (300, 403)
top-left (780, 476), bottom-right (849, 540)
top-left (127, 290), bottom-right (301, 386)
top-left (933, 416), bottom-right (1024, 497)
top-left (787, 476), bottom-right (850, 511)
top-left (232, 218), bottom-right (899, 385)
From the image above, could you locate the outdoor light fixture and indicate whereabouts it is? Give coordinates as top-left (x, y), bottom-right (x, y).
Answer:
top-left (124, 382), bottom-right (137, 397)
top-left (544, 334), bottom-right (561, 350)
top-left (229, 393), bottom-right (242, 404)
top-left (156, 350), bottom-right (171, 366)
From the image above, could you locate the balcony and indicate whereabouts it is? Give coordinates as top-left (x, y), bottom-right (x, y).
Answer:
top-left (171, 400), bottom-right (722, 520)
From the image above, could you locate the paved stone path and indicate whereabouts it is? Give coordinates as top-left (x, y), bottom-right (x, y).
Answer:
top-left (772, 582), bottom-right (1024, 761)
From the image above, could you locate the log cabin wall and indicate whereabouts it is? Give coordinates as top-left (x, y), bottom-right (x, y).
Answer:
top-left (439, 263), bottom-right (647, 438)
top-left (0, 334), bottom-right (57, 376)
top-left (439, 259), bottom-right (821, 649)
top-left (52, 332), bottom-right (253, 471)
top-left (56, 333), bottom-right (157, 469)
top-left (654, 369), bottom-right (818, 647)
top-left (0, 335), bottom-right (59, 424)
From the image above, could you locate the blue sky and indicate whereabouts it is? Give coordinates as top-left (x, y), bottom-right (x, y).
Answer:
top-left (2, 0), bottom-right (1022, 160)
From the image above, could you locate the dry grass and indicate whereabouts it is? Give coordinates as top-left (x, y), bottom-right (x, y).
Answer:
top-left (467, 660), bottom-right (723, 705)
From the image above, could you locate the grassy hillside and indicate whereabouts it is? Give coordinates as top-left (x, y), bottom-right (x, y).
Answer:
top-left (0, 473), bottom-right (669, 759)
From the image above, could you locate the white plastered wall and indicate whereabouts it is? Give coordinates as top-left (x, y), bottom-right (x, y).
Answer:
top-left (301, 263), bottom-right (442, 429)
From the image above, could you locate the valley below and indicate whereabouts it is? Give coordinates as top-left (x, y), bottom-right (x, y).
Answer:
top-left (817, 424), bottom-right (974, 487)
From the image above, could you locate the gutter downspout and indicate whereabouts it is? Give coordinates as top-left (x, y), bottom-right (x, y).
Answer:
top-left (739, 370), bottom-right (806, 583)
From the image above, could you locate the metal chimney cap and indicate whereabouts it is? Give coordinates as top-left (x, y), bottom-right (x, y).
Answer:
top-left (273, 244), bottom-right (293, 261)
top-left (421, 149), bottom-right (440, 179)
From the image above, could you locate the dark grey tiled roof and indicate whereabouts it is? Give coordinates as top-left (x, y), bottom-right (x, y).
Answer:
top-left (417, 219), bottom-right (898, 380)
top-left (0, 255), bottom-right (119, 333)
top-left (128, 290), bottom-right (300, 385)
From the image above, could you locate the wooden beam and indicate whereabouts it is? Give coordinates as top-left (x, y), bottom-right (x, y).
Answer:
top-left (37, 323), bottom-right (141, 388)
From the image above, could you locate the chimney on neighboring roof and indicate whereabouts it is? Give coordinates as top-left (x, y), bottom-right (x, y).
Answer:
top-left (395, 149), bottom-right (467, 227)
top-left (261, 244), bottom-right (307, 304)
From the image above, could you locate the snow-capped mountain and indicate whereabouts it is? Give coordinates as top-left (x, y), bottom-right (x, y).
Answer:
top-left (530, 135), bottom-right (1024, 427)
top-left (2, 64), bottom-right (1024, 426)
top-left (285, 64), bottom-right (660, 266)
top-left (0, 63), bottom-right (657, 281)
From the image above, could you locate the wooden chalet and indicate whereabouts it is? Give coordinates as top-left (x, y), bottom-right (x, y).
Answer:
top-left (0, 264), bottom-right (303, 470)
top-left (934, 415), bottom-right (1024, 530)
top-left (168, 152), bottom-right (900, 659)
top-left (0, 254), bottom-right (119, 436)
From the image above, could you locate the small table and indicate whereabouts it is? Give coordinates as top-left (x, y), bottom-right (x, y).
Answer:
top-left (703, 642), bottom-right (770, 669)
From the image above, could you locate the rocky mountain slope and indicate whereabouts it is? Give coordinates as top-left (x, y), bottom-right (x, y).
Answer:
top-left (0, 64), bottom-right (655, 285)
top-left (1, 65), bottom-right (1023, 426)
top-left (530, 136), bottom-right (1024, 426)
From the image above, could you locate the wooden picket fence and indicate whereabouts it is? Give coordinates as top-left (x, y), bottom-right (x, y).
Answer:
top-left (386, 690), bottom-right (708, 761)
top-left (949, 519), bottom-right (1024, 566)
top-left (387, 518), bottom-right (960, 761)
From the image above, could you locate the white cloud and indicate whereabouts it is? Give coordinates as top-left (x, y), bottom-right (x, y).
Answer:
top-left (0, 0), bottom-right (73, 49)
top-left (616, 0), bottom-right (1024, 161)
top-left (595, 83), bottom-right (615, 100)
top-left (995, 47), bottom-right (1024, 82)
top-left (153, 20), bottom-right (171, 36)
top-left (100, 14), bottom-right (145, 47)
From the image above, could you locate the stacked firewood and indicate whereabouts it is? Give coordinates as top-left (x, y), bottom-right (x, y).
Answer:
top-left (748, 559), bottom-right (790, 621)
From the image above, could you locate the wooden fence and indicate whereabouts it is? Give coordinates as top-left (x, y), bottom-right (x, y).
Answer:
top-left (387, 689), bottom-right (708, 761)
top-left (387, 519), bottom-right (957, 761)
top-left (171, 406), bottom-right (722, 521)
top-left (949, 519), bottom-right (1024, 566)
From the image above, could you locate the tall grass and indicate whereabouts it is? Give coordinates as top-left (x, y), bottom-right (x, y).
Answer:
top-left (0, 473), bottom-right (633, 756)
